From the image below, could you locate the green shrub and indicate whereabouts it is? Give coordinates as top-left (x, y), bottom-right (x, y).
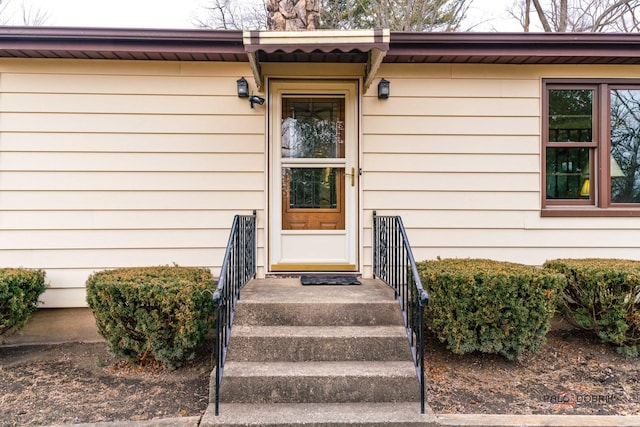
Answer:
top-left (0, 268), bottom-right (46, 336)
top-left (544, 258), bottom-right (640, 356)
top-left (418, 258), bottom-right (564, 361)
top-left (86, 266), bottom-right (215, 369)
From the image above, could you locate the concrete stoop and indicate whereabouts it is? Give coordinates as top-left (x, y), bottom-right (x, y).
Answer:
top-left (200, 278), bottom-right (423, 426)
top-left (199, 278), bottom-right (640, 427)
top-left (200, 403), bottom-right (429, 426)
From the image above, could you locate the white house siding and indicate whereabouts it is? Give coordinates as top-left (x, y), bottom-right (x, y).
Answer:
top-left (0, 59), bottom-right (265, 307)
top-left (5, 58), bottom-right (640, 306)
top-left (362, 63), bottom-right (640, 276)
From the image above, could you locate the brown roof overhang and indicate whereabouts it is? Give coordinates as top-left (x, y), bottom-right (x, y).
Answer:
top-left (0, 28), bottom-right (640, 65)
top-left (0, 26), bottom-right (246, 61)
top-left (387, 32), bottom-right (640, 64)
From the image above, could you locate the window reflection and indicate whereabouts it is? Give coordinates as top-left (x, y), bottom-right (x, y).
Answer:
top-left (610, 89), bottom-right (640, 204)
top-left (548, 89), bottom-right (593, 143)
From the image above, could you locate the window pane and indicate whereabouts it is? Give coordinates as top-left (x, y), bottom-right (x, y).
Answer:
top-left (546, 147), bottom-right (591, 199)
top-left (610, 89), bottom-right (640, 203)
top-left (548, 89), bottom-right (593, 142)
top-left (284, 168), bottom-right (338, 209)
top-left (282, 98), bottom-right (345, 159)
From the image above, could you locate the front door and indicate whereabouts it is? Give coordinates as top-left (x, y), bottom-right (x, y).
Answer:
top-left (269, 80), bottom-right (359, 272)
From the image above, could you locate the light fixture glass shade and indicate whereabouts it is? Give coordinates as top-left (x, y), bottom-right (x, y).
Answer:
top-left (236, 77), bottom-right (249, 98)
top-left (378, 78), bottom-right (389, 99)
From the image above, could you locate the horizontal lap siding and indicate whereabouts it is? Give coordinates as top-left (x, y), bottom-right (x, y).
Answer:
top-left (362, 63), bottom-right (640, 275)
top-left (0, 60), bottom-right (264, 307)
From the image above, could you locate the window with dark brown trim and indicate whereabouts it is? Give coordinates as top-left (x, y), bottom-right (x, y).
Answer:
top-left (542, 79), bottom-right (640, 217)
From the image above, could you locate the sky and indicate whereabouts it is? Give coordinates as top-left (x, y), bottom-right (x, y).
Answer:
top-left (1, 0), bottom-right (522, 31)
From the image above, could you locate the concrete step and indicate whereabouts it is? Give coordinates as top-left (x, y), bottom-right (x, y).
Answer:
top-left (205, 278), bottom-right (426, 422)
top-left (200, 403), bottom-right (432, 426)
top-left (240, 278), bottom-right (396, 304)
top-left (214, 361), bottom-right (420, 404)
top-left (226, 325), bottom-right (412, 362)
top-left (233, 278), bottom-right (404, 327)
top-left (233, 301), bottom-right (403, 326)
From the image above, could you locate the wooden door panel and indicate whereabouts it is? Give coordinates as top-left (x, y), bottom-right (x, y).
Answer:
top-left (282, 212), bottom-right (345, 230)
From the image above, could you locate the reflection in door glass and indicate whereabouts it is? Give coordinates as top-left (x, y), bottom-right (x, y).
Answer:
top-left (282, 98), bottom-right (344, 159)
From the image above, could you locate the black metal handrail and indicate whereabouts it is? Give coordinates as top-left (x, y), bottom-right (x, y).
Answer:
top-left (372, 211), bottom-right (429, 414)
top-left (212, 210), bottom-right (257, 416)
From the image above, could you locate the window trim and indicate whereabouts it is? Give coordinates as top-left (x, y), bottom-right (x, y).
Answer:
top-left (542, 78), bottom-right (640, 217)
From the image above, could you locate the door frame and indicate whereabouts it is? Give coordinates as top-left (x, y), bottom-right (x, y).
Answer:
top-left (266, 78), bottom-right (361, 272)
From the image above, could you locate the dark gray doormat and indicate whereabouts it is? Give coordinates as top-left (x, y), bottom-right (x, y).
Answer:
top-left (300, 275), bottom-right (361, 285)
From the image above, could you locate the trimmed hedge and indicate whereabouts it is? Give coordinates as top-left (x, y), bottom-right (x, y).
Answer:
top-left (418, 258), bottom-right (564, 360)
top-left (544, 258), bottom-right (640, 356)
top-left (0, 268), bottom-right (46, 336)
top-left (86, 266), bottom-right (215, 369)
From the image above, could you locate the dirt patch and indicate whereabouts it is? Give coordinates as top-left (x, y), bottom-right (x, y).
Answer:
top-left (426, 328), bottom-right (640, 415)
top-left (0, 341), bottom-right (212, 426)
top-left (1, 326), bottom-right (639, 426)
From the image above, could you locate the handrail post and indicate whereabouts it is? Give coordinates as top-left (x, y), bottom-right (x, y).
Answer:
top-left (372, 211), bottom-right (377, 278)
top-left (418, 291), bottom-right (426, 414)
top-left (213, 295), bottom-right (222, 416)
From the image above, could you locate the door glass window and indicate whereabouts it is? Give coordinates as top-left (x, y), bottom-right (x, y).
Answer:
top-left (281, 96), bottom-right (346, 230)
top-left (284, 168), bottom-right (339, 209)
top-left (281, 98), bottom-right (345, 159)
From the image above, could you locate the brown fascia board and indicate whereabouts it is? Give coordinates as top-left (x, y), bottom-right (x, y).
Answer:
top-left (1, 28), bottom-right (640, 63)
top-left (389, 32), bottom-right (640, 62)
top-left (0, 26), bottom-right (246, 57)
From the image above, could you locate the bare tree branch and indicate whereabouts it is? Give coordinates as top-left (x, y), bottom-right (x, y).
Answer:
top-left (510, 0), bottom-right (640, 32)
top-left (592, 0), bottom-right (634, 31)
top-left (531, 0), bottom-right (553, 31)
top-left (0, 0), bottom-right (10, 24)
top-left (195, 0), bottom-right (266, 30)
top-left (0, 0), bottom-right (49, 26)
top-left (620, 2), bottom-right (640, 31)
top-left (19, 1), bottom-right (49, 26)
top-left (558, 0), bottom-right (568, 31)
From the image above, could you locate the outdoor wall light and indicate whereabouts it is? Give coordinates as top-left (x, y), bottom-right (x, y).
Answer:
top-left (250, 95), bottom-right (265, 108)
top-left (378, 78), bottom-right (390, 99)
top-left (237, 77), bottom-right (249, 98)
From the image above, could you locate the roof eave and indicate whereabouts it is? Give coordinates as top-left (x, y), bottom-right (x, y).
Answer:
top-left (0, 26), bottom-right (246, 60)
top-left (388, 32), bottom-right (640, 64)
top-left (0, 28), bottom-right (639, 65)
